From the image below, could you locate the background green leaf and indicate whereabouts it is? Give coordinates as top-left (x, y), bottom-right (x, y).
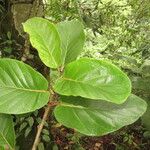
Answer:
top-left (54, 94), bottom-right (147, 136)
top-left (132, 76), bottom-right (150, 91)
top-left (141, 100), bottom-right (150, 131)
top-left (56, 20), bottom-right (85, 64)
top-left (0, 114), bottom-right (15, 149)
top-left (23, 17), bottom-right (61, 68)
top-left (54, 58), bottom-right (131, 104)
top-left (0, 146), bottom-right (5, 150)
top-left (0, 59), bottom-right (49, 114)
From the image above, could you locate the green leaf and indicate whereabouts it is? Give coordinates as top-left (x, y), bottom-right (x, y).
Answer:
top-left (25, 127), bottom-right (32, 137)
top-left (0, 58), bottom-right (50, 114)
top-left (0, 114), bottom-right (15, 149)
top-left (132, 77), bottom-right (150, 91)
top-left (19, 122), bottom-right (28, 132)
top-left (56, 20), bottom-right (85, 64)
top-left (38, 142), bottom-right (45, 150)
top-left (54, 58), bottom-right (131, 104)
top-left (23, 17), bottom-right (61, 68)
top-left (0, 146), bottom-right (5, 150)
top-left (52, 144), bottom-right (59, 150)
top-left (141, 100), bottom-right (150, 131)
top-left (140, 59), bottom-right (150, 76)
top-left (42, 129), bottom-right (49, 135)
top-left (143, 131), bottom-right (150, 138)
top-left (42, 134), bottom-right (50, 142)
top-left (54, 94), bottom-right (147, 136)
top-left (26, 117), bottom-right (34, 127)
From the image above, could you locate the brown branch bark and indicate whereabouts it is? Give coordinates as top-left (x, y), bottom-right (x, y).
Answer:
top-left (31, 104), bottom-right (51, 150)
top-left (32, 96), bottom-right (58, 150)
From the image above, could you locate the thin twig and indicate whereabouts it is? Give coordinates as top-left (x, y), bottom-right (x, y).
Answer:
top-left (32, 94), bottom-right (59, 150)
top-left (31, 103), bottom-right (51, 150)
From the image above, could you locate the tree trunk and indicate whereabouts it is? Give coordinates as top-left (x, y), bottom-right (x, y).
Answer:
top-left (11, 0), bottom-right (44, 36)
top-left (0, 0), bottom-right (44, 42)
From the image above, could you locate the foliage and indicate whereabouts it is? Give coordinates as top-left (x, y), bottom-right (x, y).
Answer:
top-left (0, 114), bottom-right (15, 149)
top-left (0, 17), bottom-right (147, 149)
top-left (44, 0), bottom-right (150, 65)
top-left (44, 0), bottom-right (150, 134)
top-left (131, 59), bottom-right (150, 134)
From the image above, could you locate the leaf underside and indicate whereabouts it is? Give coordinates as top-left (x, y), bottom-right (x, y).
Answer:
top-left (23, 17), bottom-right (62, 68)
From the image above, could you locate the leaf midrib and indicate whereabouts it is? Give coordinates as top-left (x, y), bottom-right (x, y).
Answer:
top-left (61, 76), bottom-right (128, 92)
top-left (61, 77), bottom-right (111, 94)
top-left (0, 85), bottom-right (49, 93)
top-left (30, 26), bottom-right (58, 67)
top-left (59, 102), bottom-right (85, 109)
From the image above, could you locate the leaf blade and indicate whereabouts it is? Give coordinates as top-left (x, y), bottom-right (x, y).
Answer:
top-left (56, 20), bottom-right (85, 64)
top-left (23, 17), bottom-right (62, 68)
top-left (0, 59), bottom-right (49, 114)
top-left (54, 94), bottom-right (147, 136)
top-left (54, 58), bottom-right (131, 104)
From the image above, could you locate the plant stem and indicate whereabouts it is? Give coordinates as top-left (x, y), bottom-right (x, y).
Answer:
top-left (32, 69), bottom-right (58, 150)
top-left (32, 93), bottom-right (59, 150)
top-left (32, 103), bottom-right (51, 150)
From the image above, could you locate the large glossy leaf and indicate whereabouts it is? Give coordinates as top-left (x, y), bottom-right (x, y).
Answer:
top-left (0, 59), bottom-right (49, 114)
top-left (0, 114), bottom-right (15, 149)
top-left (56, 20), bottom-right (85, 64)
top-left (54, 58), bottom-right (131, 104)
top-left (23, 17), bottom-right (61, 68)
top-left (54, 94), bottom-right (147, 136)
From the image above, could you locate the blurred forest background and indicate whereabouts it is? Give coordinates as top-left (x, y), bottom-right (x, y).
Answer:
top-left (0, 0), bottom-right (150, 149)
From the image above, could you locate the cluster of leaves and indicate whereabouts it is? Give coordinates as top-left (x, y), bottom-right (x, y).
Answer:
top-left (44, 0), bottom-right (150, 134)
top-left (83, 0), bottom-right (150, 66)
top-left (0, 17), bottom-right (147, 149)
